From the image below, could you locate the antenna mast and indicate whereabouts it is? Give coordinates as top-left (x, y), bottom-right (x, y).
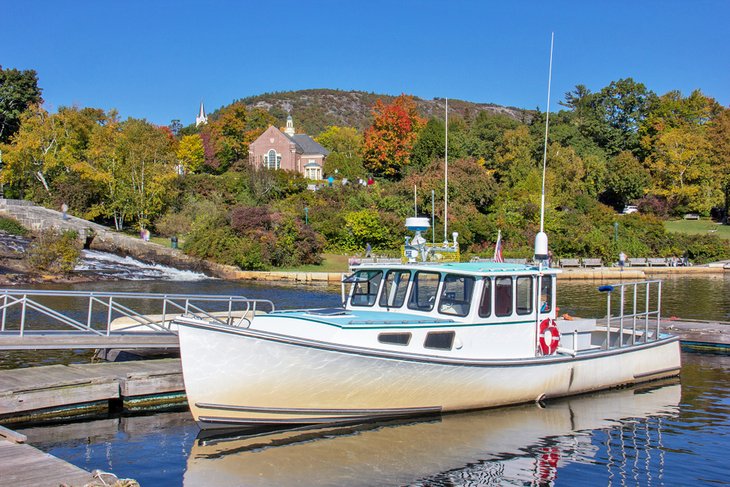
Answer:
top-left (444, 98), bottom-right (448, 243)
top-left (539, 33), bottom-right (554, 234)
top-left (534, 33), bottom-right (554, 262)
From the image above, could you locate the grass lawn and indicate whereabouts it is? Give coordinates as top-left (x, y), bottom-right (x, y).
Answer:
top-left (664, 218), bottom-right (730, 240)
top-left (277, 253), bottom-right (351, 273)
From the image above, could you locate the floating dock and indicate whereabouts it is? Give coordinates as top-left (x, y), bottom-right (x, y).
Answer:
top-left (0, 358), bottom-right (184, 424)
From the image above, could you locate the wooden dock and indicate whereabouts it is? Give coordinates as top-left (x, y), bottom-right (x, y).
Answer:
top-left (0, 438), bottom-right (97, 487)
top-left (661, 319), bottom-right (730, 350)
top-left (0, 358), bottom-right (185, 424)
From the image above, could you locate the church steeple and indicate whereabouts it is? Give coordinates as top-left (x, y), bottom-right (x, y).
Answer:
top-left (284, 114), bottom-right (295, 136)
top-left (196, 101), bottom-right (208, 127)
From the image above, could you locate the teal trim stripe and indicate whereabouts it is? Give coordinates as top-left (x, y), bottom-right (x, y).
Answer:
top-left (264, 314), bottom-right (534, 330)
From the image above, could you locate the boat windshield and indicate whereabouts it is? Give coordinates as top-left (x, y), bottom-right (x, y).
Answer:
top-left (349, 270), bottom-right (383, 307)
top-left (408, 271), bottom-right (440, 312)
top-left (438, 274), bottom-right (475, 317)
top-left (379, 270), bottom-right (411, 308)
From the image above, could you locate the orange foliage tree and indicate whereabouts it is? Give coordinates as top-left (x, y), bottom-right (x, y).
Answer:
top-left (362, 94), bottom-right (425, 179)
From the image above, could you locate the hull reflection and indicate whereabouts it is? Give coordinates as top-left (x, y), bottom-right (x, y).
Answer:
top-left (184, 380), bottom-right (681, 487)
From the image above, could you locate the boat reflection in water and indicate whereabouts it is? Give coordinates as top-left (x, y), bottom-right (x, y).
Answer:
top-left (185, 380), bottom-right (680, 486)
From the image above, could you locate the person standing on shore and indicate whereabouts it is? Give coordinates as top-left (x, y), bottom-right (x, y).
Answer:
top-left (619, 251), bottom-right (626, 271)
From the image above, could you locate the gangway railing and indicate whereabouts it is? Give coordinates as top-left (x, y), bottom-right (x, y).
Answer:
top-left (0, 289), bottom-right (275, 348)
top-left (598, 280), bottom-right (662, 349)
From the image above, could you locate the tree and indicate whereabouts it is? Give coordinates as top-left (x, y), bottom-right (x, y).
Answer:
top-left (205, 103), bottom-right (275, 171)
top-left (709, 108), bottom-right (730, 222)
top-left (116, 119), bottom-right (178, 229)
top-left (563, 78), bottom-right (656, 155)
top-left (362, 94), bottom-right (425, 179)
top-left (176, 134), bottom-right (205, 174)
top-left (316, 125), bottom-right (364, 179)
top-left (0, 66), bottom-right (43, 143)
top-left (649, 127), bottom-right (717, 214)
top-left (601, 151), bottom-right (649, 209)
top-left (411, 118), bottom-right (445, 170)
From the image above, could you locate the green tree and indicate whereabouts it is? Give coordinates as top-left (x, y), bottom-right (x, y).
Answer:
top-left (177, 134), bottom-right (205, 174)
top-left (316, 125), bottom-right (364, 179)
top-left (601, 151), bottom-right (648, 209)
top-left (116, 119), bottom-right (178, 229)
top-left (563, 78), bottom-right (656, 155)
top-left (709, 108), bottom-right (730, 222)
top-left (0, 66), bottom-right (43, 143)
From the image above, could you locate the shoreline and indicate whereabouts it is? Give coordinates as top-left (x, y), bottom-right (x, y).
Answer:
top-left (1, 264), bottom-right (727, 288)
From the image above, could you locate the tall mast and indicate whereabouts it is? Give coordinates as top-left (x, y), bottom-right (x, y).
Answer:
top-left (539, 33), bottom-right (554, 234)
top-left (534, 32), bottom-right (554, 262)
top-left (444, 98), bottom-right (448, 243)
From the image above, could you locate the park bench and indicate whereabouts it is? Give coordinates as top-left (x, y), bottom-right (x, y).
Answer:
top-left (505, 258), bottom-right (528, 265)
top-left (684, 213), bottom-right (700, 220)
top-left (647, 257), bottom-right (668, 267)
top-left (582, 258), bottom-right (603, 268)
top-left (559, 258), bottom-right (581, 268)
top-left (628, 257), bottom-right (647, 267)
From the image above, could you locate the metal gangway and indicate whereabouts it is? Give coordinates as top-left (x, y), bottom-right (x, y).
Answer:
top-left (0, 289), bottom-right (275, 350)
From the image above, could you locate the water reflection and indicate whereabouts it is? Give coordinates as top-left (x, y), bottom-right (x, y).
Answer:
top-left (184, 381), bottom-right (681, 487)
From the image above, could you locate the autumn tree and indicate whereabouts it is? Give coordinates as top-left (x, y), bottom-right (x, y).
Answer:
top-left (204, 103), bottom-right (276, 172)
top-left (176, 134), bottom-right (205, 174)
top-left (362, 94), bottom-right (425, 179)
top-left (0, 66), bottom-right (43, 143)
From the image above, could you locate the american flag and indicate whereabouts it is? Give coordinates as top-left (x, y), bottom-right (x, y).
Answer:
top-left (493, 230), bottom-right (504, 263)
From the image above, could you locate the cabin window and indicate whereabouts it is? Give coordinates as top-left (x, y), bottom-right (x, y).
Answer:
top-left (494, 277), bottom-right (513, 317)
top-left (424, 331), bottom-right (455, 350)
top-left (349, 270), bottom-right (383, 307)
top-left (378, 332), bottom-right (411, 346)
top-left (478, 278), bottom-right (491, 317)
top-left (379, 270), bottom-right (411, 308)
top-left (407, 271), bottom-right (441, 312)
top-left (438, 274), bottom-right (475, 317)
top-left (516, 276), bottom-right (533, 315)
top-left (540, 276), bottom-right (553, 313)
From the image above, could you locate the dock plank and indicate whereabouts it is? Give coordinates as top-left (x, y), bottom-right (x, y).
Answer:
top-left (0, 438), bottom-right (95, 487)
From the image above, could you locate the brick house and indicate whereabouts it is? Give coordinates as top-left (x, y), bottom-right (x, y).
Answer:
top-left (248, 115), bottom-right (329, 180)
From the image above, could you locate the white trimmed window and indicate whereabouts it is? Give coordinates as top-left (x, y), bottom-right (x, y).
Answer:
top-left (266, 149), bottom-right (281, 170)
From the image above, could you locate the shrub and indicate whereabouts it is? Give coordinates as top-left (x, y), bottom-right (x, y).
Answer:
top-left (27, 230), bottom-right (82, 274)
top-left (154, 211), bottom-right (193, 237)
top-left (0, 216), bottom-right (28, 236)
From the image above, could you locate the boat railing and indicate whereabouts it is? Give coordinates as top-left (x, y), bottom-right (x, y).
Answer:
top-left (598, 280), bottom-right (662, 349)
top-left (0, 289), bottom-right (275, 338)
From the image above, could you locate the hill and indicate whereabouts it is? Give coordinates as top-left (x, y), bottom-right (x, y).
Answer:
top-left (221, 89), bottom-right (532, 136)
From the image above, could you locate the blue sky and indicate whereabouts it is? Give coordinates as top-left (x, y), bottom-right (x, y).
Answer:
top-left (3, 0), bottom-right (728, 127)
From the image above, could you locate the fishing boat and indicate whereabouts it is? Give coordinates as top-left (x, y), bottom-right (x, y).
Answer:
top-left (175, 37), bottom-right (680, 429)
top-left (175, 221), bottom-right (681, 429)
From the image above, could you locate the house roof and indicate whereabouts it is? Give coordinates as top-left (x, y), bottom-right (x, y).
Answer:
top-left (288, 134), bottom-right (330, 156)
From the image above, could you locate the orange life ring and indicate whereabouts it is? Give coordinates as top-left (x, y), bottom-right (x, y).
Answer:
top-left (539, 318), bottom-right (560, 355)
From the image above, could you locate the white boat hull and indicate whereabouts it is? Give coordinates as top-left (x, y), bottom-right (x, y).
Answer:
top-left (177, 318), bottom-right (681, 429)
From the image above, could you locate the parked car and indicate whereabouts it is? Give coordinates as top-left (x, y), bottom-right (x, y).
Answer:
top-left (622, 205), bottom-right (639, 215)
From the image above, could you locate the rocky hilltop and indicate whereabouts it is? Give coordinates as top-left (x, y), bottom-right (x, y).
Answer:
top-left (218, 89), bottom-right (533, 135)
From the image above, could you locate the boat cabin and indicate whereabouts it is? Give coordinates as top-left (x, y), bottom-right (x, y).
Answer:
top-left (345, 262), bottom-right (558, 323)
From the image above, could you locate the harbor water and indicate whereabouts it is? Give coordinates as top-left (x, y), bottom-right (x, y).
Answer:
top-left (2, 254), bottom-right (729, 485)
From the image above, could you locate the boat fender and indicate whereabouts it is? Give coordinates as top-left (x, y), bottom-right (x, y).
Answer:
top-left (538, 318), bottom-right (561, 355)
